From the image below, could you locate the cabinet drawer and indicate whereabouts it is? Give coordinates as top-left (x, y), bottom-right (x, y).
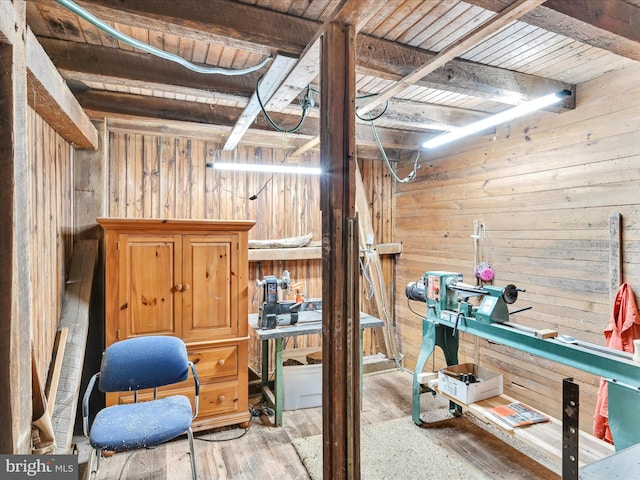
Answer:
top-left (197, 380), bottom-right (241, 417)
top-left (188, 345), bottom-right (238, 379)
top-left (116, 380), bottom-right (241, 417)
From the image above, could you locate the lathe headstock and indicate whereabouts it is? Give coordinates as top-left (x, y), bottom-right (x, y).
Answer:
top-left (406, 271), bottom-right (524, 324)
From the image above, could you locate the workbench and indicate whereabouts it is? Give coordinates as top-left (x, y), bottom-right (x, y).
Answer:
top-left (249, 311), bottom-right (384, 426)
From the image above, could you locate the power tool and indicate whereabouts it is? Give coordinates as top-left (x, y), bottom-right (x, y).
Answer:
top-left (256, 270), bottom-right (321, 329)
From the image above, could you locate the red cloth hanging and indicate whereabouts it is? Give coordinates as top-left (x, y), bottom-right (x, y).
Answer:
top-left (593, 283), bottom-right (640, 444)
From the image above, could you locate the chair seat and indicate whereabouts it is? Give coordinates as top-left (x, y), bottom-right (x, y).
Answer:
top-left (90, 395), bottom-right (193, 452)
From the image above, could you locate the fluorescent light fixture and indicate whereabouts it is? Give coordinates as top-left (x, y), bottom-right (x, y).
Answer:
top-left (209, 162), bottom-right (321, 175)
top-left (422, 89), bottom-right (572, 149)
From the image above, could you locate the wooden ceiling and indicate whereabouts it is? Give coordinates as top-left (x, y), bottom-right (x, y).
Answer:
top-left (26, 0), bottom-right (640, 157)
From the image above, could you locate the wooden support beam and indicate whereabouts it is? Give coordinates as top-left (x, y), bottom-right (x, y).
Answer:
top-left (38, 28), bottom-right (573, 118)
top-left (467, 0), bottom-right (640, 61)
top-left (321, 22), bottom-right (360, 480)
top-left (293, 0), bottom-right (564, 158)
top-left (225, 1), bottom-right (382, 151)
top-left (38, 0), bottom-right (573, 106)
top-left (32, 0), bottom-right (577, 147)
top-left (0, 0), bottom-right (33, 454)
top-left (542, 0), bottom-right (640, 60)
top-left (292, 136), bottom-right (320, 158)
top-left (71, 0), bottom-right (311, 55)
top-left (76, 90), bottom-right (430, 151)
top-left (76, 89), bottom-right (320, 136)
top-left (223, 53), bottom-right (298, 151)
top-left (356, 35), bottom-right (575, 109)
top-left (25, 30), bottom-right (98, 150)
top-left (357, 0), bottom-right (549, 116)
top-left (39, 37), bottom-right (259, 101)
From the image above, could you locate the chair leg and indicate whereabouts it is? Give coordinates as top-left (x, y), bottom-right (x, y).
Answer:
top-left (187, 427), bottom-right (198, 480)
top-left (97, 449), bottom-right (103, 473)
top-left (86, 448), bottom-right (97, 479)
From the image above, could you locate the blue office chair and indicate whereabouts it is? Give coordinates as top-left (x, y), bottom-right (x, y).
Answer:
top-left (83, 335), bottom-right (200, 480)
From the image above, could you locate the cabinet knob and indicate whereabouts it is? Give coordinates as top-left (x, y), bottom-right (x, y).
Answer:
top-left (174, 284), bottom-right (183, 292)
top-left (218, 395), bottom-right (226, 403)
top-left (183, 283), bottom-right (191, 291)
top-left (217, 359), bottom-right (225, 366)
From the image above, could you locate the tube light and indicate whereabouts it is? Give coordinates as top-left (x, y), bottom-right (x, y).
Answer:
top-left (209, 162), bottom-right (321, 175)
top-left (422, 89), bottom-right (572, 149)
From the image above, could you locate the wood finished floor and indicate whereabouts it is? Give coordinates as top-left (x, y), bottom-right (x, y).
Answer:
top-left (86, 369), bottom-right (560, 480)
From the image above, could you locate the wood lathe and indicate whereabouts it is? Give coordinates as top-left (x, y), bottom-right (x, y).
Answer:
top-left (407, 271), bottom-right (640, 453)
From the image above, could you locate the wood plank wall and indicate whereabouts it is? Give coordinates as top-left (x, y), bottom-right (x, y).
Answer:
top-left (28, 107), bottom-right (74, 382)
top-left (395, 63), bottom-right (640, 434)
top-left (104, 128), bottom-right (395, 367)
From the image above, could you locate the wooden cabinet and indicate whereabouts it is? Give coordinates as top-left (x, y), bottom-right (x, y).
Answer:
top-left (98, 218), bottom-right (255, 431)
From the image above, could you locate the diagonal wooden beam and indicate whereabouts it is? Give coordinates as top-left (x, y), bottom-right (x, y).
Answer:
top-left (223, 53), bottom-right (298, 151)
top-left (225, 0), bottom-right (383, 150)
top-left (357, 35), bottom-right (574, 108)
top-left (292, 0), bottom-right (550, 156)
top-left (52, 38), bottom-right (480, 134)
top-left (25, 30), bottom-right (98, 149)
top-left (357, 0), bottom-right (548, 116)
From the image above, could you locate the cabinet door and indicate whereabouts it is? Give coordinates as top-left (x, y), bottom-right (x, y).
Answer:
top-left (119, 234), bottom-right (182, 339)
top-left (182, 234), bottom-right (239, 341)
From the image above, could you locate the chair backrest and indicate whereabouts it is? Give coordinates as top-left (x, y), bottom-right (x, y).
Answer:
top-left (98, 336), bottom-right (190, 392)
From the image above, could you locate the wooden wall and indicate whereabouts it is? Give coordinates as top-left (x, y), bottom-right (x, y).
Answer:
top-left (103, 127), bottom-right (396, 367)
top-left (394, 63), bottom-right (640, 434)
top-left (28, 107), bottom-right (74, 383)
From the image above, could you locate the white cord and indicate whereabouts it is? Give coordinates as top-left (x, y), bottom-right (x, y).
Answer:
top-left (368, 116), bottom-right (420, 183)
top-left (56, 0), bottom-right (272, 76)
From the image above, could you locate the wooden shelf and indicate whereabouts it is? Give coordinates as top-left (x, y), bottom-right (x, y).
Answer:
top-left (248, 242), bottom-right (402, 261)
top-left (438, 390), bottom-right (614, 471)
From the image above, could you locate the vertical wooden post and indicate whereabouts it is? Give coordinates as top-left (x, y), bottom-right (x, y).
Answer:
top-left (0, 0), bottom-right (33, 454)
top-left (321, 22), bottom-right (360, 480)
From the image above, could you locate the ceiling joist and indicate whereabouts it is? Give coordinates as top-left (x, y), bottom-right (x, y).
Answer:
top-left (468, 0), bottom-right (640, 61)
